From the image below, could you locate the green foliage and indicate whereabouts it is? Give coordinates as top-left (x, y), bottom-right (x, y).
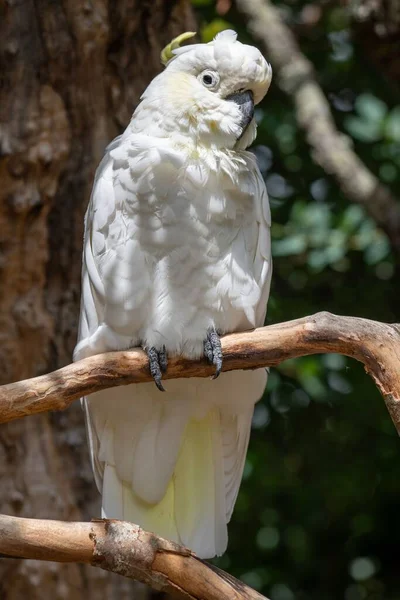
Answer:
top-left (344, 93), bottom-right (400, 146)
top-left (193, 1), bottom-right (400, 599)
top-left (201, 18), bottom-right (234, 42)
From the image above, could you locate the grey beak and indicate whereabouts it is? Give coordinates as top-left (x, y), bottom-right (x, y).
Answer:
top-left (225, 90), bottom-right (254, 134)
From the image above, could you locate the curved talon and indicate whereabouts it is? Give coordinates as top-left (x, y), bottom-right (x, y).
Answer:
top-left (152, 371), bottom-right (165, 392)
top-left (154, 378), bottom-right (166, 392)
top-left (147, 347), bottom-right (167, 391)
top-left (203, 328), bottom-right (223, 378)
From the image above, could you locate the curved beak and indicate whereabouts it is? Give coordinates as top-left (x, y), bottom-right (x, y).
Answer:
top-left (225, 90), bottom-right (255, 135)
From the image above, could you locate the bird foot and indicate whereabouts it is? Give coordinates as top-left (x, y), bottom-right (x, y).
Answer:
top-left (203, 328), bottom-right (223, 379)
top-left (146, 346), bottom-right (168, 391)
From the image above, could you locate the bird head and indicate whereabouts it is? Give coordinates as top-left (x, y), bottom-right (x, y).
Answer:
top-left (133, 30), bottom-right (272, 151)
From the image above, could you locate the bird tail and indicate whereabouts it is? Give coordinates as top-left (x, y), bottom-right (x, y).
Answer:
top-left (86, 373), bottom-right (263, 559)
top-left (102, 408), bottom-right (239, 558)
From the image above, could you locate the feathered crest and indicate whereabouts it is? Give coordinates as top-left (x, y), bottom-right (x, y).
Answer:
top-left (160, 32), bottom-right (197, 66)
top-left (213, 30), bottom-right (237, 44)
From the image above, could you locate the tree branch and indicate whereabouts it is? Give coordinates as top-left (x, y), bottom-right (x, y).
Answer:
top-left (236, 0), bottom-right (400, 256)
top-left (1, 313), bottom-right (400, 595)
top-left (1, 312), bottom-right (400, 433)
top-left (0, 515), bottom-right (268, 600)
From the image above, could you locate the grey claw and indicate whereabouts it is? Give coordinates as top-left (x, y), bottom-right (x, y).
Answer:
top-left (203, 337), bottom-right (213, 364)
top-left (147, 347), bottom-right (166, 391)
top-left (159, 345), bottom-right (168, 373)
top-left (154, 377), bottom-right (166, 392)
top-left (204, 328), bottom-right (223, 378)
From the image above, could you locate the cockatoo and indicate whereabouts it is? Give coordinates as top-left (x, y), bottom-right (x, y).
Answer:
top-left (74, 30), bottom-right (272, 559)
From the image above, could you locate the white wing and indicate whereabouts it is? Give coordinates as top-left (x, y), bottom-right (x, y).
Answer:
top-left (221, 157), bottom-right (271, 521)
top-left (76, 134), bottom-right (145, 488)
top-left (253, 161), bottom-right (272, 326)
top-left (76, 133), bottom-right (182, 488)
top-left (76, 143), bottom-right (152, 362)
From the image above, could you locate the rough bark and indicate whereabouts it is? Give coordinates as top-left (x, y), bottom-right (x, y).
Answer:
top-left (0, 517), bottom-right (269, 600)
top-left (0, 313), bottom-right (400, 597)
top-left (2, 311), bottom-right (400, 433)
top-left (349, 0), bottom-right (400, 87)
top-left (0, 1), bottom-right (196, 598)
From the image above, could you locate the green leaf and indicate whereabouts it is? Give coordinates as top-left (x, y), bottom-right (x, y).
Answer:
top-left (341, 205), bottom-right (365, 232)
top-left (307, 249), bottom-right (329, 271)
top-left (309, 229), bottom-right (330, 247)
top-left (298, 374), bottom-right (327, 400)
top-left (322, 353), bottom-right (347, 370)
top-left (379, 163), bottom-right (398, 183)
top-left (272, 235), bottom-right (307, 257)
top-left (302, 204), bottom-right (331, 229)
top-left (355, 93), bottom-right (387, 122)
top-left (384, 106), bottom-right (400, 142)
top-left (364, 237), bottom-right (390, 264)
top-left (353, 220), bottom-right (377, 250)
top-left (329, 7), bottom-right (351, 30)
top-left (344, 116), bottom-right (382, 142)
top-left (200, 19), bottom-right (233, 43)
top-left (324, 244), bottom-right (346, 264)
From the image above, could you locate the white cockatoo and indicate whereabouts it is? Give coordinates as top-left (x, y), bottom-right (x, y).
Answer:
top-left (74, 30), bottom-right (272, 559)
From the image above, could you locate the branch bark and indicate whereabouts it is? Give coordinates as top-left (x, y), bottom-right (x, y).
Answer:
top-left (236, 0), bottom-right (400, 256)
top-left (1, 312), bottom-right (400, 433)
top-left (0, 515), bottom-right (268, 600)
top-left (1, 312), bottom-right (400, 596)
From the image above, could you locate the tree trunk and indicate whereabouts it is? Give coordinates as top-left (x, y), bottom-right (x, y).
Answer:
top-left (0, 1), bottom-right (196, 597)
top-left (349, 0), bottom-right (400, 87)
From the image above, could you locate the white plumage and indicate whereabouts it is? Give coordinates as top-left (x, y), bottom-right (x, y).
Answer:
top-left (74, 30), bottom-right (272, 558)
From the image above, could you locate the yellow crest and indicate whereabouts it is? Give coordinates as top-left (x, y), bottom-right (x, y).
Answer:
top-left (160, 31), bottom-right (197, 66)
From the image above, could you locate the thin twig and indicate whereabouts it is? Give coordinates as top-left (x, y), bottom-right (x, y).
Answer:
top-left (1, 312), bottom-right (400, 433)
top-left (236, 0), bottom-right (400, 255)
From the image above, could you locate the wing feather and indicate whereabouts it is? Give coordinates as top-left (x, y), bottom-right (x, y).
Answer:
top-left (75, 135), bottom-right (153, 490)
top-left (220, 159), bottom-right (271, 520)
top-left (251, 162), bottom-right (272, 326)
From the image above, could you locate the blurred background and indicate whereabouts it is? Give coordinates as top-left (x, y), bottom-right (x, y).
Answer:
top-left (1, 1), bottom-right (399, 599)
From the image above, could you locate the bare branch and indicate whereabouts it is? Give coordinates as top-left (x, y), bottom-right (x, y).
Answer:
top-left (1, 312), bottom-right (400, 434)
top-left (1, 315), bottom-right (400, 594)
top-left (236, 0), bottom-right (400, 255)
top-left (0, 515), bottom-right (268, 600)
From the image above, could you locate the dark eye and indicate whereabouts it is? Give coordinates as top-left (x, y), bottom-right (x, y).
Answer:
top-left (199, 70), bottom-right (220, 90)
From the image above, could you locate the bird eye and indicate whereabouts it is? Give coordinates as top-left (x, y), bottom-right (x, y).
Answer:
top-left (199, 70), bottom-right (220, 90)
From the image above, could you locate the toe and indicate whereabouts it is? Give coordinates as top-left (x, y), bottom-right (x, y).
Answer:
top-left (147, 346), bottom-right (166, 392)
top-left (158, 346), bottom-right (168, 373)
top-left (154, 376), bottom-right (166, 392)
top-left (203, 328), bottom-right (223, 378)
top-left (212, 353), bottom-right (223, 379)
top-left (203, 337), bottom-right (214, 364)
